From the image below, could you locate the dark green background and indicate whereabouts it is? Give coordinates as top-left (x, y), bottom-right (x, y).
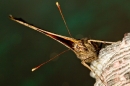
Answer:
top-left (1, 0), bottom-right (130, 86)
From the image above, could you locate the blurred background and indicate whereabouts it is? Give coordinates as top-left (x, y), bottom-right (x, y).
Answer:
top-left (0, 0), bottom-right (130, 86)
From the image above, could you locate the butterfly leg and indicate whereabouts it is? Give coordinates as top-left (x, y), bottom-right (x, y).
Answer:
top-left (88, 39), bottom-right (115, 44)
top-left (81, 61), bottom-right (94, 72)
top-left (81, 61), bottom-right (106, 86)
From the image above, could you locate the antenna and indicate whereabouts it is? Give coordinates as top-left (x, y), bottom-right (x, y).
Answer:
top-left (32, 49), bottom-right (69, 71)
top-left (56, 2), bottom-right (73, 38)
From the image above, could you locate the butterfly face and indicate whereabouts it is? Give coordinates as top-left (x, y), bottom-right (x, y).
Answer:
top-left (72, 38), bottom-right (98, 62)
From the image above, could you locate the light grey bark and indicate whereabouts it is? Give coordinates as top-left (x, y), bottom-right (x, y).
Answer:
top-left (90, 33), bottom-right (130, 86)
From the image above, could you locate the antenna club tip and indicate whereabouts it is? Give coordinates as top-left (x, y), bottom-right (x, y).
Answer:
top-left (56, 2), bottom-right (60, 6)
top-left (32, 68), bottom-right (36, 72)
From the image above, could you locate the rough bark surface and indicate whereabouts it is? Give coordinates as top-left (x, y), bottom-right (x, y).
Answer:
top-left (90, 33), bottom-right (130, 86)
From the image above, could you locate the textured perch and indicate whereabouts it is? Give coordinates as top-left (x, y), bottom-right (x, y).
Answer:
top-left (90, 33), bottom-right (130, 86)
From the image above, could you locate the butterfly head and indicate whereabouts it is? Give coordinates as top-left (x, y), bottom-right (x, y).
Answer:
top-left (72, 38), bottom-right (98, 62)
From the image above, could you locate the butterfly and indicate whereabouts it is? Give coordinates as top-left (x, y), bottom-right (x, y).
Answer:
top-left (9, 2), bottom-right (114, 86)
